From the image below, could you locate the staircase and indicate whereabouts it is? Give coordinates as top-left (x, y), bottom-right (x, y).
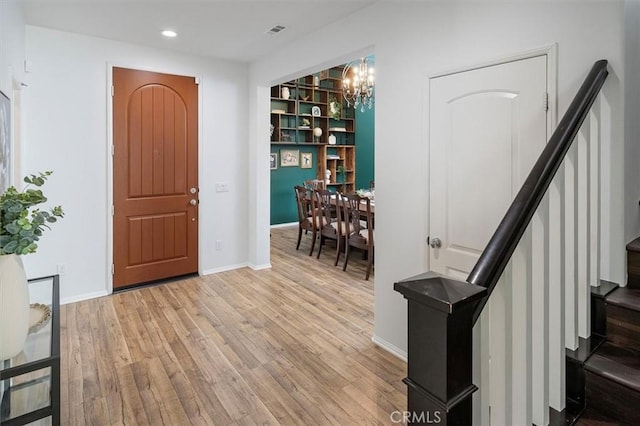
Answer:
top-left (573, 238), bottom-right (640, 424)
top-left (395, 60), bottom-right (639, 424)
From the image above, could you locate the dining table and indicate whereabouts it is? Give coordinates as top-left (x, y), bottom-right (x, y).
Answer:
top-left (329, 193), bottom-right (375, 214)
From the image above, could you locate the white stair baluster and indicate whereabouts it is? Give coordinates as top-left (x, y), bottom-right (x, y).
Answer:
top-left (532, 197), bottom-right (549, 425)
top-left (510, 227), bottom-right (533, 425)
top-left (577, 124), bottom-right (590, 338)
top-left (548, 173), bottom-right (566, 411)
top-left (589, 99), bottom-right (601, 290)
top-left (565, 143), bottom-right (579, 350)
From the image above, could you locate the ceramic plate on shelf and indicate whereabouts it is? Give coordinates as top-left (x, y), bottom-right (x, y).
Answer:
top-left (311, 106), bottom-right (321, 116)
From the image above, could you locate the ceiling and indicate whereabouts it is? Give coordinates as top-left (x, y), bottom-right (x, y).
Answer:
top-left (21, 0), bottom-right (379, 63)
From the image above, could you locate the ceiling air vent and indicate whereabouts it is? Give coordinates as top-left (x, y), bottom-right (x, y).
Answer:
top-left (265, 25), bottom-right (286, 36)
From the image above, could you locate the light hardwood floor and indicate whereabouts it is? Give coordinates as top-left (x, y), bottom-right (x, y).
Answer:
top-left (60, 226), bottom-right (407, 425)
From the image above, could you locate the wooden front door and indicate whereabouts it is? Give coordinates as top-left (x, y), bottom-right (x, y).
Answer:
top-left (429, 55), bottom-right (548, 279)
top-left (113, 67), bottom-right (198, 289)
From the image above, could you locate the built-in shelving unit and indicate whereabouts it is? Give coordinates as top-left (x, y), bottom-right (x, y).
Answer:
top-left (270, 66), bottom-right (357, 193)
top-left (270, 67), bottom-right (356, 146)
top-left (317, 145), bottom-right (356, 194)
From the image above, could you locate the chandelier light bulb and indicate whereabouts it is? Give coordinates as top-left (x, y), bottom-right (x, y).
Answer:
top-left (342, 57), bottom-right (375, 111)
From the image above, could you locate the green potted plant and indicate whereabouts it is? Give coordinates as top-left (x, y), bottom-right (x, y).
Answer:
top-left (329, 97), bottom-right (342, 120)
top-left (0, 171), bottom-right (64, 360)
top-left (337, 165), bottom-right (346, 183)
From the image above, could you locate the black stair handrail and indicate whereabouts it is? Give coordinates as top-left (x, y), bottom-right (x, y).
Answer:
top-left (467, 60), bottom-right (609, 324)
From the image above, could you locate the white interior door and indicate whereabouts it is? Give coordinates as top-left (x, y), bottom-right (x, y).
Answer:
top-left (429, 56), bottom-right (548, 279)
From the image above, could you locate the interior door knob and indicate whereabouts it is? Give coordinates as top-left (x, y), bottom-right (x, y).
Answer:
top-left (190, 199), bottom-right (197, 206)
top-left (430, 237), bottom-right (442, 248)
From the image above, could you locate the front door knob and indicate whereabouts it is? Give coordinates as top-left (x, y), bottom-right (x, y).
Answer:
top-left (430, 237), bottom-right (442, 249)
top-left (190, 199), bottom-right (197, 206)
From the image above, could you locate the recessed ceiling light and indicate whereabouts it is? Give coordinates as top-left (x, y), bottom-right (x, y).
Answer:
top-left (162, 30), bottom-right (177, 38)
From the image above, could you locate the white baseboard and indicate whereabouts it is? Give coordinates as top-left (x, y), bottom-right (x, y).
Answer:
top-left (249, 263), bottom-right (272, 271)
top-left (372, 335), bottom-right (408, 362)
top-left (270, 222), bottom-right (297, 229)
top-left (61, 290), bottom-right (110, 305)
top-left (201, 262), bottom-right (249, 276)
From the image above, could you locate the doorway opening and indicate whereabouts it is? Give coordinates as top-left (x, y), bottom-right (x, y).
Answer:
top-left (268, 58), bottom-right (376, 281)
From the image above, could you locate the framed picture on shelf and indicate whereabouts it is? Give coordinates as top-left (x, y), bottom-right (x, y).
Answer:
top-left (301, 152), bottom-right (312, 169)
top-left (280, 149), bottom-right (299, 167)
top-left (270, 153), bottom-right (278, 170)
top-left (311, 106), bottom-right (321, 117)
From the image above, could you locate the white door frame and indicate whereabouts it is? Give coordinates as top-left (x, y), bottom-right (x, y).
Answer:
top-left (424, 44), bottom-right (558, 272)
top-left (105, 62), bottom-right (204, 294)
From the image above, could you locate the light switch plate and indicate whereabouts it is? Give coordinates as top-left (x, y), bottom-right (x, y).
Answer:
top-left (215, 182), bottom-right (229, 192)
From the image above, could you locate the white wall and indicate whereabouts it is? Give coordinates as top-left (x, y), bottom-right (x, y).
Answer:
top-left (625, 1), bottom-right (640, 245)
top-left (0, 0), bottom-right (26, 185)
top-left (0, 1), bottom-right (25, 96)
top-left (24, 26), bottom-right (250, 303)
top-left (250, 1), bottom-right (626, 354)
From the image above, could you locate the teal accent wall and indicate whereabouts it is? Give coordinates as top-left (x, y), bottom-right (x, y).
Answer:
top-left (270, 146), bottom-right (318, 224)
top-left (355, 104), bottom-right (375, 189)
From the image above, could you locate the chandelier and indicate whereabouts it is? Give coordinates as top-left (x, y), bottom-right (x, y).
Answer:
top-left (342, 57), bottom-right (374, 112)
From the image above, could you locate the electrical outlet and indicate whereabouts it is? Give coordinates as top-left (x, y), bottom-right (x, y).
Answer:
top-left (216, 240), bottom-right (222, 250)
top-left (56, 264), bottom-right (66, 275)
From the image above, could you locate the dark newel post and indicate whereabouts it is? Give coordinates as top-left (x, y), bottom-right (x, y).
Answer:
top-left (394, 272), bottom-right (487, 425)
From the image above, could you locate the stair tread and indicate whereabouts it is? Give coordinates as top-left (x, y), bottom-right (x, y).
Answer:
top-left (585, 342), bottom-right (640, 393)
top-left (591, 280), bottom-right (619, 299)
top-left (606, 287), bottom-right (640, 312)
top-left (626, 237), bottom-right (640, 253)
top-left (576, 407), bottom-right (623, 425)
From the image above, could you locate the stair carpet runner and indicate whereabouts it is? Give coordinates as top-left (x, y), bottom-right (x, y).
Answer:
top-left (575, 237), bottom-right (640, 425)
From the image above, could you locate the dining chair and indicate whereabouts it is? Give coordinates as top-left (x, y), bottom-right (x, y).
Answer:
top-left (303, 179), bottom-right (325, 190)
top-left (341, 193), bottom-right (375, 280)
top-left (294, 185), bottom-right (323, 256)
top-left (315, 189), bottom-right (347, 266)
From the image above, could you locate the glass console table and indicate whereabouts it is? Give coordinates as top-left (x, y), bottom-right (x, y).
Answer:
top-left (1, 275), bottom-right (60, 425)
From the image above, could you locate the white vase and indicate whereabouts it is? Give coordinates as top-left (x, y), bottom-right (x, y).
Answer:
top-left (0, 254), bottom-right (29, 360)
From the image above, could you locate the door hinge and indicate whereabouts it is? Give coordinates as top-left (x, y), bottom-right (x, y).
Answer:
top-left (111, 264), bottom-right (115, 275)
top-left (111, 144), bottom-right (115, 156)
top-left (111, 205), bottom-right (114, 216)
top-left (111, 85), bottom-right (114, 97)
top-left (426, 236), bottom-right (430, 245)
top-left (195, 77), bottom-right (200, 85)
top-left (544, 92), bottom-right (549, 112)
